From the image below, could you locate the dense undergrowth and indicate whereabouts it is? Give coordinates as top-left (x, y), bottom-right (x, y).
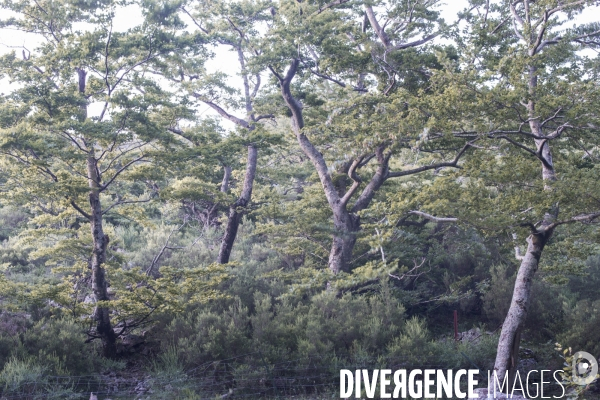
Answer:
top-left (0, 205), bottom-right (598, 399)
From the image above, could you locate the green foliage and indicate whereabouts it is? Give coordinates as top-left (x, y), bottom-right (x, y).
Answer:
top-left (0, 0), bottom-right (599, 397)
top-left (0, 355), bottom-right (80, 399)
top-left (387, 317), bottom-right (498, 370)
top-left (299, 286), bottom-right (405, 359)
top-left (0, 357), bottom-right (48, 398)
top-left (554, 344), bottom-right (600, 400)
top-left (483, 264), bottom-right (565, 339)
top-left (155, 282), bottom-right (406, 368)
top-left (557, 300), bottom-right (600, 360)
top-left (15, 318), bottom-right (95, 375)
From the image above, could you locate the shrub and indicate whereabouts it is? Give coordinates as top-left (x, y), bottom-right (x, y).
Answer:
top-left (161, 298), bottom-right (252, 368)
top-left (386, 317), bottom-right (435, 366)
top-left (0, 356), bottom-right (46, 397)
top-left (557, 299), bottom-right (600, 359)
top-left (17, 317), bottom-right (96, 375)
top-left (483, 264), bottom-right (564, 339)
top-left (298, 285), bottom-right (405, 360)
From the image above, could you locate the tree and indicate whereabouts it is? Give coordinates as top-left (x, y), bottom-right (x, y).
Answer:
top-left (0, 0), bottom-right (190, 357)
top-left (392, 0), bottom-right (600, 387)
top-left (466, 0), bottom-right (600, 384)
top-left (262, 0), bottom-right (474, 275)
top-left (164, 0), bottom-right (278, 264)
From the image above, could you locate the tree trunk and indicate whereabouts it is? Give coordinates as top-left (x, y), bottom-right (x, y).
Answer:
top-left (218, 206), bottom-right (242, 264)
top-left (218, 145), bottom-right (257, 264)
top-left (492, 39), bottom-right (560, 387)
top-left (220, 165), bottom-right (232, 193)
top-left (493, 228), bottom-right (551, 388)
top-left (275, 62), bottom-right (396, 274)
top-left (87, 156), bottom-right (117, 359)
top-left (77, 68), bottom-right (116, 358)
top-left (329, 207), bottom-right (360, 275)
top-left (329, 149), bottom-right (389, 274)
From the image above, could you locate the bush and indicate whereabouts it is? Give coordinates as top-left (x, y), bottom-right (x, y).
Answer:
top-left (386, 317), bottom-right (434, 366)
top-left (0, 356), bottom-right (79, 399)
top-left (299, 285), bottom-right (405, 360)
top-left (161, 298), bottom-right (252, 368)
top-left (387, 317), bottom-right (498, 371)
top-left (483, 264), bottom-right (564, 339)
top-left (16, 317), bottom-right (96, 376)
top-left (557, 299), bottom-right (600, 359)
top-left (0, 356), bottom-right (46, 397)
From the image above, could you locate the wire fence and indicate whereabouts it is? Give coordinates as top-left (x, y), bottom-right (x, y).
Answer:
top-left (0, 352), bottom-right (448, 399)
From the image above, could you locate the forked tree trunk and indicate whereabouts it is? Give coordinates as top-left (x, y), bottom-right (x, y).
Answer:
top-left (276, 61), bottom-right (396, 275)
top-left (218, 145), bottom-right (257, 264)
top-left (329, 155), bottom-right (389, 274)
top-left (87, 156), bottom-right (117, 358)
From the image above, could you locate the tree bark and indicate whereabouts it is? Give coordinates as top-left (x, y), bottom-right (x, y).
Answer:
top-left (493, 148), bottom-right (556, 387)
top-left (213, 45), bottom-right (261, 264)
top-left (493, 25), bottom-right (558, 388)
top-left (87, 156), bottom-right (117, 359)
top-left (364, 6), bottom-right (391, 49)
top-left (329, 206), bottom-right (360, 275)
top-left (493, 228), bottom-right (552, 389)
top-left (274, 61), bottom-right (466, 274)
top-left (220, 165), bottom-right (232, 193)
top-left (217, 145), bottom-right (257, 264)
top-left (76, 67), bottom-right (116, 358)
top-left (325, 147), bottom-right (390, 273)
top-left (276, 61), bottom-right (363, 274)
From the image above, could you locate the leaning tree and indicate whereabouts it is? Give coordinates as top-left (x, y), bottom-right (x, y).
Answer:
top-left (384, 0), bottom-right (600, 388)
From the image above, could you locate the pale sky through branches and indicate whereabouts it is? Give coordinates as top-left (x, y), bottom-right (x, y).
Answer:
top-left (0, 0), bottom-right (598, 129)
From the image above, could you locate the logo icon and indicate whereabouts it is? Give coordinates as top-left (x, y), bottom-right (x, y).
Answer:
top-left (572, 351), bottom-right (598, 386)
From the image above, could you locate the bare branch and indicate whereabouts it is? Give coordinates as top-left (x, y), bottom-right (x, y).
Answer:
top-left (340, 157), bottom-right (363, 207)
top-left (546, 0), bottom-right (588, 17)
top-left (70, 200), bottom-right (91, 220)
top-left (146, 223), bottom-right (183, 276)
top-left (387, 141), bottom-right (474, 178)
top-left (531, 10), bottom-right (548, 55)
top-left (389, 258), bottom-right (427, 281)
top-left (392, 32), bottom-right (441, 51)
top-left (99, 140), bottom-right (145, 174)
top-left (181, 7), bottom-right (209, 34)
top-left (252, 114), bottom-right (275, 122)
top-left (408, 210), bottom-right (458, 223)
top-left (100, 155), bottom-right (147, 192)
top-left (167, 127), bottom-right (194, 143)
top-left (491, 17), bottom-right (510, 34)
top-left (313, 0), bottom-right (351, 15)
top-left (250, 74), bottom-right (261, 99)
top-left (509, 1), bottom-right (526, 42)
top-left (536, 35), bottom-right (562, 52)
top-left (550, 211), bottom-right (600, 228)
top-left (540, 108), bottom-right (563, 127)
top-left (510, 0), bottom-right (525, 26)
top-left (193, 95), bottom-right (250, 128)
top-left (365, 6), bottom-right (392, 48)
top-left (497, 135), bottom-right (554, 170)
